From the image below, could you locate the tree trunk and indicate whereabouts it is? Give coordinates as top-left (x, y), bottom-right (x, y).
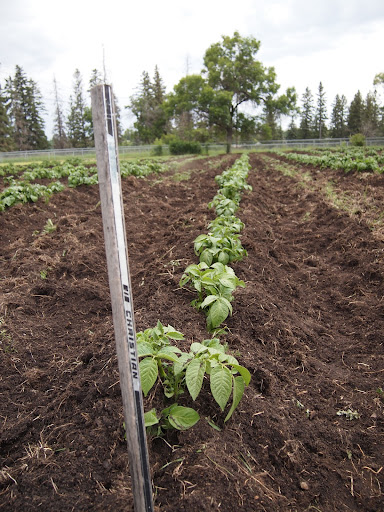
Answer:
top-left (226, 125), bottom-right (233, 153)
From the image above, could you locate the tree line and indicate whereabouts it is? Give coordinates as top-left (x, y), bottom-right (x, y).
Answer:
top-left (1, 33), bottom-right (383, 153)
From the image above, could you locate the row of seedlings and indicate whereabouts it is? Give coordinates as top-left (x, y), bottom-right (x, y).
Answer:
top-left (180, 153), bottom-right (252, 331)
top-left (0, 159), bottom-right (166, 211)
top-left (135, 154), bottom-right (253, 433)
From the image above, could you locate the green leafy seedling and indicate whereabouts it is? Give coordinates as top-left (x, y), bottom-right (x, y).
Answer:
top-left (194, 232), bottom-right (247, 266)
top-left (144, 404), bottom-right (200, 435)
top-left (180, 262), bottom-right (245, 331)
top-left (137, 323), bottom-right (251, 428)
top-left (137, 321), bottom-right (185, 399)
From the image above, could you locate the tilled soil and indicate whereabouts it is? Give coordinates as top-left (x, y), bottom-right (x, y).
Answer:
top-left (1, 153), bottom-right (383, 511)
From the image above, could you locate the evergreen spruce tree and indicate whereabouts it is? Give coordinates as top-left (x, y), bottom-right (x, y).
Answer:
top-left (67, 69), bottom-right (88, 147)
top-left (330, 94), bottom-right (348, 138)
top-left (0, 82), bottom-right (14, 151)
top-left (152, 65), bottom-right (166, 105)
top-left (314, 82), bottom-right (327, 138)
top-left (150, 66), bottom-right (168, 140)
top-left (262, 100), bottom-right (281, 140)
top-left (362, 92), bottom-right (380, 136)
top-left (25, 79), bottom-right (49, 149)
top-left (5, 66), bottom-right (29, 150)
top-left (299, 87), bottom-right (315, 139)
top-left (286, 115), bottom-right (299, 140)
top-left (52, 77), bottom-right (68, 149)
top-left (128, 67), bottom-right (167, 143)
top-left (89, 68), bottom-right (103, 89)
top-left (347, 91), bottom-right (364, 135)
top-left (5, 65), bottom-right (48, 150)
top-left (128, 71), bottom-right (152, 143)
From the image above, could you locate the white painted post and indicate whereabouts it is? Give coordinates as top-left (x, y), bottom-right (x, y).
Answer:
top-left (91, 84), bottom-right (154, 512)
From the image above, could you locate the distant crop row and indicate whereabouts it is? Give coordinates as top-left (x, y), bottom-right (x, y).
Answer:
top-left (273, 146), bottom-right (384, 173)
top-left (0, 159), bottom-right (165, 211)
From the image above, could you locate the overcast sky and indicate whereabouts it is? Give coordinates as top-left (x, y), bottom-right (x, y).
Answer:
top-left (1, 0), bottom-right (384, 136)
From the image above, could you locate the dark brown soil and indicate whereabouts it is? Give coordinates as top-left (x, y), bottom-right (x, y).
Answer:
top-left (1, 153), bottom-right (383, 511)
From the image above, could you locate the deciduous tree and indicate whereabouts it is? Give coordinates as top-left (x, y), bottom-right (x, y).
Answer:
top-left (261, 87), bottom-right (297, 140)
top-left (167, 32), bottom-right (295, 150)
top-left (202, 32), bottom-right (293, 151)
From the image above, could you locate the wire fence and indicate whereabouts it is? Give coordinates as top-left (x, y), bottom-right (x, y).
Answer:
top-left (1, 138), bottom-right (384, 161)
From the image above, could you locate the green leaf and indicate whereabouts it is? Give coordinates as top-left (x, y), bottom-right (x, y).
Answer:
top-left (218, 251), bottom-right (230, 264)
top-left (156, 351), bottom-right (180, 362)
top-left (157, 345), bottom-right (182, 361)
top-left (207, 297), bottom-right (230, 329)
top-left (218, 353), bottom-right (238, 365)
top-left (225, 376), bottom-right (245, 422)
top-left (173, 352), bottom-right (192, 376)
top-left (190, 342), bottom-right (208, 354)
top-left (163, 382), bottom-right (175, 398)
top-left (144, 408), bottom-right (159, 427)
top-left (155, 320), bottom-right (165, 335)
top-left (200, 249), bottom-right (213, 266)
top-left (137, 341), bottom-right (153, 357)
top-left (200, 275), bottom-right (217, 287)
top-left (230, 364), bottom-right (251, 386)
top-left (165, 330), bottom-right (184, 340)
top-left (206, 417), bottom-right (221, 431)
top-left (211, 262), bottom-right (225, 272)
top-left (139, 357), bottom-right (158, 396)
top-left (194, 234), bottom-right (208, 244)
top-left (210, 365), bottom-right (232, 411)
top-left (167, 405), bottom-right (200, 430)
top-left (201, 294), bottom-right (218, 309)
top-left (179, 274), bottom-right (191, 287)
top-left (186, 359), bottom-right (206, 400)
top-left (219, 276), bottom-right (237, 289)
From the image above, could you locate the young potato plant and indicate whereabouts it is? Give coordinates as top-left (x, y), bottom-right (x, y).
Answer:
top-left (207, 156), bottom-right (252, 216)
top-left (120, 159), bottom-right (165, 178)
top-left (215, 153), bottom-right (252, 199)
top-left (137, 322), bottom-right (251, 434)
top-left (195, 216), bottom-right (247, 267)
top-left (208, 194), bottom-right (239, 217)
top-left (144, 405), bottom-right (200, 434)
top-left (207, 215), bottom-right (244, 235)
top-left (137, 320), bottom-right (185, 399)
top-left (0, 180), bottom-right (64, 211)
top-left (179, 262), bottom-right (245, 331)
top-left (193, 231), bottom-right (247, 266)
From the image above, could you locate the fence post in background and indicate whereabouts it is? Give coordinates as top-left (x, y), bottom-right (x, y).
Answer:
top-left (91, 84), bottom-right (154, 512)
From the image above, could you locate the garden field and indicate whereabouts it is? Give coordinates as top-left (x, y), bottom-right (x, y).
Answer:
top-left (1, 151), bottom-right (384, 511)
